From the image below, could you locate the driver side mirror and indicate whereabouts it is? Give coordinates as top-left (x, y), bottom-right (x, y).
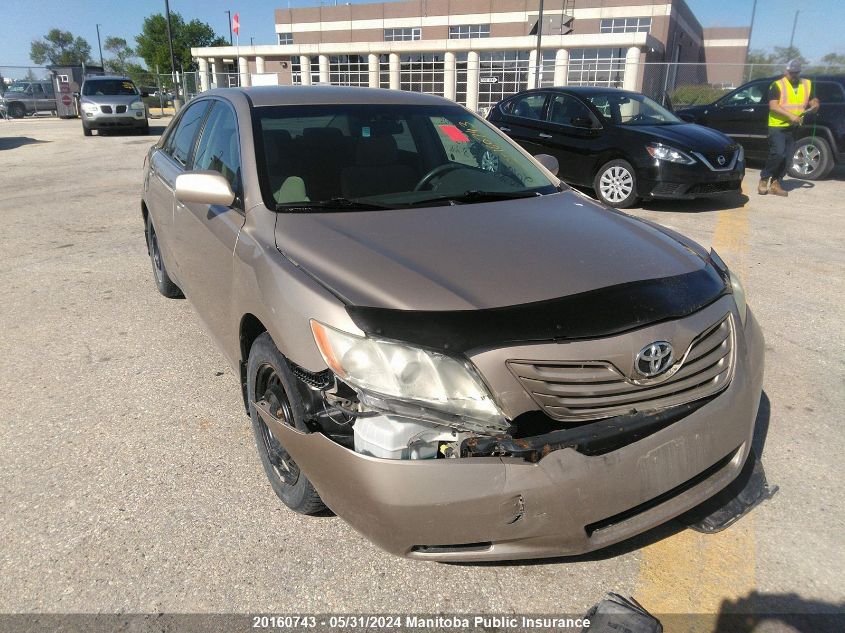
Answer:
top-left (534, 153), bottom-right (559, 176)
top-left (175, 171), bottom-right (235, 207)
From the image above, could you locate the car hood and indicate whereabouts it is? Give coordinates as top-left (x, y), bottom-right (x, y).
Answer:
top-left (274, 190), bottom-right (708, 311)
top-left (623, 122), bottom-right (734, 151)
top-left (81, 94), bottom-right (139, 105)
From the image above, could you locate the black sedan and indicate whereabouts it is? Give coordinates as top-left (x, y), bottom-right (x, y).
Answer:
top-left (487, 87), bottom-right (744, 208)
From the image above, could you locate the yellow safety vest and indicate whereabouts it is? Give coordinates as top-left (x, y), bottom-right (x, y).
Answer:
top-left (768, 77), bottom-right (812, 127)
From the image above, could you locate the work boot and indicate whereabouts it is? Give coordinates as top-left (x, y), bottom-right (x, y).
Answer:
top-left (757, 178), bottom-right (769, 195)
top-left (769, 180), bottom-right (788, 197)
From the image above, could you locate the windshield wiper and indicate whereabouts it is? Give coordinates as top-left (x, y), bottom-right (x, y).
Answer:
top-left (403, 189), bottom-right (542, 207)
top-left (276, 197), bottom-right (395, 212)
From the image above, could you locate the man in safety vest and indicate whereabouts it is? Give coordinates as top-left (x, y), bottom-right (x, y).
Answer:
top-left (758, 59), bottom-right (819, 196)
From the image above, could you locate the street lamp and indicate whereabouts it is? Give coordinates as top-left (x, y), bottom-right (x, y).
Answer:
top-left (789, 10), bottom-right (800, 49)
top-left (95, 24), bottom-right (104, 68)
top-left (164, 0), bottom-right (181, 108)
top-left (533, 0), bottom-right (545, 89)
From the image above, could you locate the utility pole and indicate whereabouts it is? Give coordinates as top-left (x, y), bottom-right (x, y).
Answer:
top-left (95, 24), bottom-right (103, 68)
top-left (745, 0), bottom-right (757, 61)
top-left (789, 10), bottom-right (800, 49)
top-left (164, 0), bottom-right (181, 109)
top-left (226, 10), bottom-right (233, 45)
top-left (534, 0), bottom-right (545, 89)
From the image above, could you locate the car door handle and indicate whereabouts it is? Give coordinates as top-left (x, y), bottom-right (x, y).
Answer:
top-left (538, 133), bottom-right (553, 139)
top-left (499, 126), bottom-right (511, 132)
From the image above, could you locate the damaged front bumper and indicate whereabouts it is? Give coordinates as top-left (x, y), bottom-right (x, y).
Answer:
top-left (256, 310), bottom-right (764, 561)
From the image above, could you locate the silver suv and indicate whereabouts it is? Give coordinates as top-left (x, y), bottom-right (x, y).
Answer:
top-left (141, 86), bottom-right (764, 561)
top-left (79, 76), bottom-right (149, 136)
top-left (0, 81), bottom-right (56, 118)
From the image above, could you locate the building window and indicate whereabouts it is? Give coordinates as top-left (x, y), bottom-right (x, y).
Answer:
top-left (329, 55), bottom-right (369, 87)
top-left (449, 24), bottom-right (491, 39)
top-left (399, 53), bottom-right (444, 96)
top-left (277, 32), bottom-right (293, 45)
top-left (384, 27), bottom-right (421, 41)
top-left (567, 48), bottom-right (626, 88)
top-left (599, 17), bottom-right (651, 33)
top-left (290, 56), bottom-right (320, 85)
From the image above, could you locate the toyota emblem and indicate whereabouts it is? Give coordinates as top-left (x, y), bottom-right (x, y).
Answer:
top-left (635, 341), bottom-right (675, 378)
top-left (717, 154), bottom-right (727, 166)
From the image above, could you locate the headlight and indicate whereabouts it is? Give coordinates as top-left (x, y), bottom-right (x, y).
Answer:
top-left (130, 100), bottom-right (145, 111)
top-left (646, 143), bottom-right (696, 165)
top-left (310, 320), bottom-right (508, 433)
top-left (81, 102), bottom-right (98, 113)
top-left (710, 250), bottom-right (747, 325)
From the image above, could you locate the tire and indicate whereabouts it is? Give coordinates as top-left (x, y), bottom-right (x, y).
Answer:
top-left (594, 159), bottom-right (639, 208)
top-left (82, 122), bottom-right (92, 137)
top-left (139, 122), bottom-right (150, 135)
top-left (145, 214), bottom-right (183, 298)
top-left (8, 103), bottom-right (25, 119)
top-left (789, 136), bottom-right (833, 180)
top-left (247, 332), bottom-right (327, 515)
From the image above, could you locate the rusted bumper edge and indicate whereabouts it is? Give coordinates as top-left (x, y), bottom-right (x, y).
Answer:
top-left (256, 311), bottom-right (765, 562)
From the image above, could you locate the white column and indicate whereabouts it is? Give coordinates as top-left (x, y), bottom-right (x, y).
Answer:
top-left (389, 53), bottom-right (400, 90)
top-left (318, 54), bottom-right (330, 84)
top-left (443, 51), bottom-right (456, 101)
top-left (528, 49), bottom-right (539, 89)
top-left (553, 49), bottom-right (569, 86)
top-left (238, 56), bottom-right (250, 87)
top-left (255, 55), bottom-right (265, 75)
top-left (208, 58), bottom-right (218, 88)
top-left (300, 55), bottom-right (312, 86)
top-left (198, 57), bottom-right (209, 92)
top-left (466, 51), bottom-right (479, 112)
top-left (623, 46), bottom-right (641, 91)
top-left (368, 53), bottom-right (380, 88)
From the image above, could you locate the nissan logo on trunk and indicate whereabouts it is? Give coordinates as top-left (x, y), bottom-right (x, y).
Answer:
top-left (635, 341), bottom-right (675, 378)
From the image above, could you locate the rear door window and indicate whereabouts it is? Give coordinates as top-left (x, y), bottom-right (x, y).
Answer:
top-left (816, 81), bottom-right (845, 103)
top-left (547, 93), bottom-right (593, 126)
top-left (165, 100), bottom-right (211, 167)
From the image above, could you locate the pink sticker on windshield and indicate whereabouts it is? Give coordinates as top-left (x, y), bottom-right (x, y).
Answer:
top-left (439, 124), bottom-right (469, 142)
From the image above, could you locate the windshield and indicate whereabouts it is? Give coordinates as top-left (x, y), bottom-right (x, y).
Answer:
top-left (7, 84), bottom-right (31, 93)
top-left (82, 79), bottom-right (138, 96)
top-left (254, 103), bottom-right (558, 210)
top-left (587, 92), bottom-right (681, 126)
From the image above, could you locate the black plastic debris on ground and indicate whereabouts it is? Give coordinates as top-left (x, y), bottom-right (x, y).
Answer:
top-left (582, 593), bottom-right (663, 632)
top-left (680, 449), bottom-right (779, 533)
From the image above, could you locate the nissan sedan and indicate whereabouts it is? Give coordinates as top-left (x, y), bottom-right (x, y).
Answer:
top-left (141, 86), bottom-right (764, 561)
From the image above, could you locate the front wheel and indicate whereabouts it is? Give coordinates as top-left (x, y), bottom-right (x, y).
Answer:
top-left (82, 122), bottom-right (92, 137)
top-left (145, 215), bottom-right (183, 298)
top-left (594, 159), bottom-right (639, 208)
top-left (790, 136), bottom-right (833, 180)
top-left (247, 333), bottom-right (327, 515)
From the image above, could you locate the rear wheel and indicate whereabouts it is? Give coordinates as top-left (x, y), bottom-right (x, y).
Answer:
top-left (8, 103), bottom-right (25, 119)
top-left (594, 159), bottom-right (639, 208)
top-left (145, 215), bottom-right (183, 298)
top-left (790, 136), bottom-right (833, 180)
top-left (247, 333), bottom-right (326, 515)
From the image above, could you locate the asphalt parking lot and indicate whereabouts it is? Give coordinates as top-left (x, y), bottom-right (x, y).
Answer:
top-left (1, 117), bottom-right (843, 628)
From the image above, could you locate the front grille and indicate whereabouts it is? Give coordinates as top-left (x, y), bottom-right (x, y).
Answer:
top-left (508, 315), bottom-right (735, 421)
top-left (116, 105), bottom-right (127, 114)
top-left (651, 182), bottom-right (687, 196)
top-left (689, 181), bottom-right (741, 195)
top-left (100, 105), bottom-right (112, 114)
top-left (694, 147), bottom-right (738, 171)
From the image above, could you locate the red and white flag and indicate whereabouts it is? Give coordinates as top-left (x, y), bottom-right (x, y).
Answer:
top-left (232, 13), bottom-right (240, 36)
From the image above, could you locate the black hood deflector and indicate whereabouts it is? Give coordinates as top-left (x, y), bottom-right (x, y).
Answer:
top-left (346, 264), bottom-right (728, 354)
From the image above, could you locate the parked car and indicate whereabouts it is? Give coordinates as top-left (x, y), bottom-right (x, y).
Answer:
top-left (141, 86), bottom-right (763, 561)
top-left (487, 87), bottom-right (745, 208)
top-left (78, 75), bottom-right (149, 136)
top-left (675, 75), bottom-right (845, 180)
top-left (0, 80), bottom-right (56, 118)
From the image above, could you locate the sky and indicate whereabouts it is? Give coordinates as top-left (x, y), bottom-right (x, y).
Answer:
top-left (1, 0), bottom-right (843, 69)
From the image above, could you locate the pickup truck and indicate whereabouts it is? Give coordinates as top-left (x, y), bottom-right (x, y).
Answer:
top-left (0, 81), bottom-right (57, 118)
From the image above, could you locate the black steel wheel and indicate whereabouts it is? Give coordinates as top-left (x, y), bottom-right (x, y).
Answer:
top-left (145, 214), bottom-right (183, 298)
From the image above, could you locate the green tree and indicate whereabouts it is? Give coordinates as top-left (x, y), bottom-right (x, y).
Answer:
top-left (771, 46), bottom-right (808, 67)
top-left (30, 28), bottom-right (91, 65)
top-left (820, 52), bottom-right (845, 68)
top-left (135, 12), bottom-right (227, 73)
top-left (103, 36), bottom-right (135, 74)
top-left (744, 49), bottom-right (777, 81)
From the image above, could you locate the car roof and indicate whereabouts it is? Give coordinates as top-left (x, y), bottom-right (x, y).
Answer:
top-left (83, 75), bottom-right (133, 82)
top-left (510, 86), bottom-right (641, 98)
top-left (207, 85), bottom-right (455, 107)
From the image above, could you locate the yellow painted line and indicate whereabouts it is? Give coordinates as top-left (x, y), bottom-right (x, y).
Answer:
top-left (635, 203), bottom-right (755, 630)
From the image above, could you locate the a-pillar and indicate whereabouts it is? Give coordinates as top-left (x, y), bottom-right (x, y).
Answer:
top-left (318, 54), bottom-right (330, 84)
top-left (368, 53), bottom-right (380, 88)
top-left (443, 51), bottom-right (456, 101)
top-left (553, 49), bottom-right (569, 86)
top-left (238, 56), bottom-right (250, 87)
top-left (198, 58), bottom-right (210, 92)
top-left (466, 51), bottom-right (479, 111)
top-left (623, 46), bottom-right (641, 91)
top-left (299, 55), bottom-right (312, 85)
top-left (388, 53), bottom-right (400, 90)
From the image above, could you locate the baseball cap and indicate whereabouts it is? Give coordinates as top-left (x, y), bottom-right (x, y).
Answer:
top-left (785, 59), bottom-right (803, 73)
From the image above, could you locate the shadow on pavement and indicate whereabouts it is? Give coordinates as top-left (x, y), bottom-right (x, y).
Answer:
top-left (711, 592), bottom-right (845, 633)
top-left (0, 136), bottom-right (49, 150)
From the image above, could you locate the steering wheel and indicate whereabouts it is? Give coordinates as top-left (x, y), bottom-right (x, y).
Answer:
top-left (414, 163), bottom-right (464, 191)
